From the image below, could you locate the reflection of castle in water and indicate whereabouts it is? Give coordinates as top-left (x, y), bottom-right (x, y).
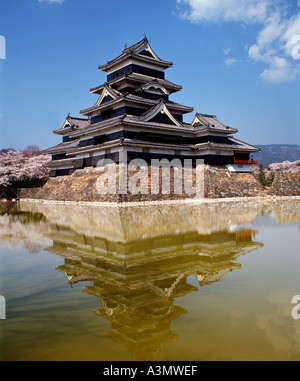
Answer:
top-left (52, 225), bottom-right (261, 360)
top-left (3, 199), bottom-right (299, 359)
top-left (18, 200), bottom-right (264, 360)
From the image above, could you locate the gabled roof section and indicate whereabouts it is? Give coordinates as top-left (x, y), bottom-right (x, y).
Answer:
top-left (90, 73), bottom-right (182, 94)
top-left (139, 99), bottom-right (182, 127)
top-left (98, 35), bottom-right (173, 72)
top-left (133, 35), bottom-right (162, 61)
top-left (53, 114), bottom-right (90, 135)
top-left (94, 84), bottom-right (122, 107)
top-left (191, 113), bottom-right (237, 133)
top-left (80, 85), bottom-right (124, 116)
top-left (135, 79), bottom-right (170, 95)
top-left (81, 91), bottom-right (193, 117)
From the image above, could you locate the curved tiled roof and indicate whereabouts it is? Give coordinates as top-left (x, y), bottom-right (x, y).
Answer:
top-left (43, 138), bottom-right (79, 154)
top-left (98, 36), bottom-right (173, 71)
top-left (53, 115), bottom-right (90, 135)
top-left (80, 92), bottom-right (193, 116)
top-left (90, 73), bottom-right (182, 95)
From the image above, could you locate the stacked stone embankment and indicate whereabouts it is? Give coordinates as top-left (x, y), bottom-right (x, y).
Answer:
top-left (204, 166), bottom-right (265, 198)
top-left (267, 172), bottom-right (300, 196)
top-left (19, 165), bottom-right (299, 202)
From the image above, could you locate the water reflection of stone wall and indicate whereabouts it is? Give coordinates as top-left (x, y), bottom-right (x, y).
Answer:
top-left (18, 198), bottom-right (299, 240)
top-left (18, 199), bottom-right (265, 242)
top-left (264, 200), bottom-right (300, 224)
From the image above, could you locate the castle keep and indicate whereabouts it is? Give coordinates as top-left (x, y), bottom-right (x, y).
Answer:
top-left (44, 35), bottom-right (259, 177)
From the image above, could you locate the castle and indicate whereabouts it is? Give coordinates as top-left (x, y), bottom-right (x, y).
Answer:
top-left (43, 35), bottom-right (259, 177)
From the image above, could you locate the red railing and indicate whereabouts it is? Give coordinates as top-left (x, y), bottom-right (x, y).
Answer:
top-left (234, 159), bottom-right (257, 164)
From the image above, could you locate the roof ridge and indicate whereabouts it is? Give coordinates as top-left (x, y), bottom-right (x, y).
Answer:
top-left (99, 37), bottom-right (172, 71)
top-left (68, 115), bottom-right (89, 121)
top-left (196, 112), bottom-right (217, 118)
top-left (123, 35), bottom-right (147, 53)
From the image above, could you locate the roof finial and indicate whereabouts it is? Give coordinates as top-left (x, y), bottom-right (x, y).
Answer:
top-left (124, 42), bottom-right (127, 49)
top-left (143, 32), bottom-right (147, 39)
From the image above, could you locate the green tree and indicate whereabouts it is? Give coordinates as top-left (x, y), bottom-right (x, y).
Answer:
top-left (258, 164), bottom-right (266, 185)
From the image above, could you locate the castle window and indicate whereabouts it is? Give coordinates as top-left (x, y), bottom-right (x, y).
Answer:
top-left (101, 108), bottom-right (115, 119)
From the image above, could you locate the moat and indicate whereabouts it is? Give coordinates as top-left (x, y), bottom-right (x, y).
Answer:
top-left (0, 199), bottom-right (299, 360)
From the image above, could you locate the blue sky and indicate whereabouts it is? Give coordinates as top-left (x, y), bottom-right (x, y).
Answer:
top-left (0, 0), bottom-right (299, 150)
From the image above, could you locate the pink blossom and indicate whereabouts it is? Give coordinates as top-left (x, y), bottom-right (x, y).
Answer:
top-left (0, 149), bottom-right (51, 187)
top-left (251, 160), bottom-right (300, 177)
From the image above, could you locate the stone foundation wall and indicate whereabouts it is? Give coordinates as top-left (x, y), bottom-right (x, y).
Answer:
top-left (19, 165), bottom-right (299, 202)
top-left (19, 166), bottom-right (194, 203)
top-left (268, 172), bottom-right (300, 196)
top-left (204, 166), bottom-right (265, 198)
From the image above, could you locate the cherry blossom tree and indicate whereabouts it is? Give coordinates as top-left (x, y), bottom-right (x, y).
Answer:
top-left (268, 160), bottom-right (300, 173)
top-left (0, 148), bottom-right (51, 188)
top-left (251, 160), bottom-right (300, 185)
top-left (22, 145), bottom-right (43, 157)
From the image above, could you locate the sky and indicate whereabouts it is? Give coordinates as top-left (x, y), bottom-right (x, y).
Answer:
top-left (0, 0), bottom-right (299, 150)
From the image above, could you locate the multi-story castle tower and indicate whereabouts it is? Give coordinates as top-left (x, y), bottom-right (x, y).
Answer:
top-left (44, 35), bottom-right (259, 177)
